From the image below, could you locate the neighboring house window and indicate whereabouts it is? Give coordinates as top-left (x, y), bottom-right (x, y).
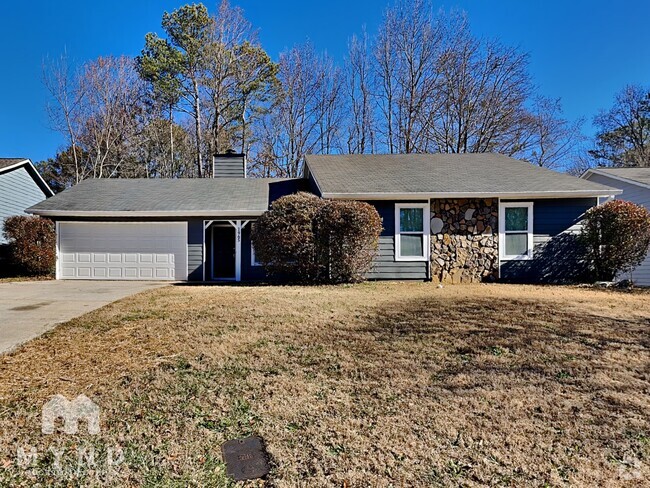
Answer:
top-left (499, 202), bottom-right (534, 260)
top-left (395, 203), bottom-right (430, 261)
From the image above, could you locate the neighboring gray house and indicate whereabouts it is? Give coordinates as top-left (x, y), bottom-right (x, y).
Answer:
top-left (0, 158), bottom-right (54, 244)
top-left (27, 152), bottom-right (619, 283)
top-left (582, 167), bottom-right (650, 286)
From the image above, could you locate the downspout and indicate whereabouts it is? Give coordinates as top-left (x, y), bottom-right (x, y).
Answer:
top-left (497, 198), bottom-right (501, 281)
top-left (426, 198), bottom-right (432, 281)
top-left (55, 221), bottom-right (60, 280)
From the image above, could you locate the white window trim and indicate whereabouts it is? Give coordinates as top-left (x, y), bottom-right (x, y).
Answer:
top-left (499, 202), bottom-right (534, 261)
top-left (395, 203), bottom-right (430, 262)
top-left (251, 241), bottom-right (262, 266)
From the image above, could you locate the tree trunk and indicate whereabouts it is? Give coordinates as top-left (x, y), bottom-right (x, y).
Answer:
top-left (169, 104), bottom-right (174, 177)
top-left (193, 79), bottom-right (203, 178)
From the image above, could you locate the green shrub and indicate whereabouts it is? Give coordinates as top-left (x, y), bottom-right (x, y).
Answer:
top-left (2, 216), bottom-right (56, 276)
top-left (251, 193), bottom-right (382, 283)
top-left (580, 199), bottom-right (650, 281)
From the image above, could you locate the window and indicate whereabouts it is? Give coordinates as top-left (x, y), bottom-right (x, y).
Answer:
top-left (499, 202), bottom-right (534, 260)
top-left (250, 223), bottom-right (262, 266)
top-left (251, 241), bottom-right (262, 266)
top-left (395, 203), bottom-right (430, 261)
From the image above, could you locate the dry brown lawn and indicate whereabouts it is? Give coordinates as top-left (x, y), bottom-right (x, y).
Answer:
top-left (0, 282), bottom-right (648, 487)
top-left (0, 275), bottom-right (54, 283)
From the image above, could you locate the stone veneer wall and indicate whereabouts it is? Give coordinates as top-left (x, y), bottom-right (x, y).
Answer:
top-left (430, 198), bottom-right (499, 283)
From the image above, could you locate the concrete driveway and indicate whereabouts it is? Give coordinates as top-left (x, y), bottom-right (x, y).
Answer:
top-left (0, 280), bottom-right (167, 355)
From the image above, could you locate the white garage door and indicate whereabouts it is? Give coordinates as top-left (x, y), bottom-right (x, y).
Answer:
top-left (58, 222), bottom-right (187, 280)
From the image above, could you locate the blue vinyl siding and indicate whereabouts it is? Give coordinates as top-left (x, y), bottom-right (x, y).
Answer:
top-left (187, 219), bottom-right (204, 281)
top-left (365, 201), bottom-right (428, 280)
top-left (0, 166), bottom-right (50, 244)
top-left (500, 198), bottom-right (597, 283)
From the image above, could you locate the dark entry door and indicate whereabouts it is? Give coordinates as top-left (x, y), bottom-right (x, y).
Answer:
top-left (212, 226), bottom-right (236, 279)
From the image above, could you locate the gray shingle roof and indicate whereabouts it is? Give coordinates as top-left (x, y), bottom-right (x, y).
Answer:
top-left (27, 178), bottom-right (302, 217)
top-left (305, 153), bottom-right (618, 198)
top-left (588, 167), bottom-right (650, 187)
top-left (0, 158), bottom-right (28, 171)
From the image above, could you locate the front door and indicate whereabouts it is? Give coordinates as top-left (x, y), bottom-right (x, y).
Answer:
top-left (212, 226), bottom-right (236, 279)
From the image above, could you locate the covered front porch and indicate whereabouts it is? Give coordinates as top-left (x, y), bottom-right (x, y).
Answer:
top-left (201, 219), bottom-right (264, 282)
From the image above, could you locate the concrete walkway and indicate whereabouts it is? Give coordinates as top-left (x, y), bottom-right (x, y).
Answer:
top-left (0, 280), bottom-right (166, 355)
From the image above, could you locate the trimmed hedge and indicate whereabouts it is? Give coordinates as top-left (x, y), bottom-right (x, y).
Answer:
top-left (314, 200), bottom-right (383, 283)
top-left (580, 199), bottom-right (650, 282)
top-left (252, 193), bottom-right (325, 281)
top-left (251, 193), bottom-right (382, 283)
top-left (2, 216), bottom-right (56, 276)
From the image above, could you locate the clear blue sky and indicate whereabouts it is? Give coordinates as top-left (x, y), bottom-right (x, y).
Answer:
top-left (2, 0), bottom-right (649, 162)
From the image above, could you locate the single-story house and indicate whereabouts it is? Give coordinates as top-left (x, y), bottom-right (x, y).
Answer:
top-left (27, 152), bottom-right (619, 283)
top-left (581, 167), bottom-right (650, 286)
top-left (0, 158), bottom-right (54, 245)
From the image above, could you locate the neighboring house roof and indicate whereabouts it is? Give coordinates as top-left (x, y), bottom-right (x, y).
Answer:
top-left (0, 158), bottom-right (54, 197)
top-left (0, 158), bottom-right (30, 170)
top-left (305, 153), bottom-right (619, 199)
top-left (581, 167), bottom-right (650, 189)
top-left (27, 178), bottom-right (305, 217)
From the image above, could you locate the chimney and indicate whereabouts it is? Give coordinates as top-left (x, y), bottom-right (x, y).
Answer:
top-left (212, 149), bottom-right (246, 178)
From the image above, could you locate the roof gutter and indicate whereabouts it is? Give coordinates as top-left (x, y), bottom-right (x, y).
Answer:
top-left (581, 168), bottom-right (650, 191)
top-left (0, 159), bottom-right (29, 175)
top-left (321, 190), bottom-right (622, 200)
top-left (27, 209), bottom-right (266, 218)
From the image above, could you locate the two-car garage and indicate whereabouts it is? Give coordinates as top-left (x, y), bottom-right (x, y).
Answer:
top-left (57, 222), bottom-right (187, 281)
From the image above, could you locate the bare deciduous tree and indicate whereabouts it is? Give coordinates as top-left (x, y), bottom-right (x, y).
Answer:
top-left (522, 96), bottom-right (584, 169)
top-left (259, 43), bottom-right (342, 177)
top-left (373, 0), bottom-right (445, 154)
top-left (44, 56), bottom-right (145, 182)
top-left (432, 18), bottom-right (531, 155)
top-left (589, 85), bottom-right (650, 167)
top-left (344, 31), bottom-right (376, 154)
top-left (43, 53), bottom-right (85, 184)
top-left (43, 1), bottom-right (586, 180)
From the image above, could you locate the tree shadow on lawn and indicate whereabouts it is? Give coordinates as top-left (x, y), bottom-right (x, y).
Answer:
top-left (364, 295), bottom-right (650, 356)
top-left (350, 295), bottom-right (650, 484)
top-left (360, 294), bottom-right (650, 398)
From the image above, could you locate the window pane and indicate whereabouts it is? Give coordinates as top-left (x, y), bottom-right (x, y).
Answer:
top-left (505, 233), bottom-right (529, 256)
top-left (505, 207), bottom-right (528, 231)
top-left (400, 208), bottom-right (423, 232)
top-left (400, 234), bottom-right (424, 257)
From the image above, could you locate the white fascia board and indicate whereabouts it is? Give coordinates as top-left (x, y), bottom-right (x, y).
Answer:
top-left (28, 210), bottom-right (266, 218)
top-left (0, 159), bottom-right (29, 174)
top-left (321, 190), bottom-right (622, 200)
top-left (582, 168), bottom-right (650, 191)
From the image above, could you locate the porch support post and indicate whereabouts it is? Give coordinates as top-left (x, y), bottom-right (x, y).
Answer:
top-left (55, 221), bottom-right (60, 280)
top-left (202, 220), bottom-right (206, 282)
top-left (497, 198), bottom-right (501, 280)
top-left (426, 199), bottom-right (432, 281)
top-left (227, 220), bottom-right (245, 282)
top-left (235, 220), bottom-right (242, 282)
